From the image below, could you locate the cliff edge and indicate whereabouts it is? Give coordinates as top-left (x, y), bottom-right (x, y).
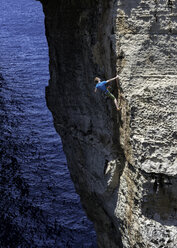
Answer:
top-left (40, 0), bottom-right (177, 247)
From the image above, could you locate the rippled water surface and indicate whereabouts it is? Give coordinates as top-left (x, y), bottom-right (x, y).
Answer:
top-left (0, 0), bottom-right (96, 247)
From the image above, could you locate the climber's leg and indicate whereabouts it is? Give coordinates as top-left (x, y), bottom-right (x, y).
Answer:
top-left (106, 90), bottom-right (120, 111)
top-left (106, 90), bottom-right (115, 100)
top-left (114, 98), bottom-right (120, 111)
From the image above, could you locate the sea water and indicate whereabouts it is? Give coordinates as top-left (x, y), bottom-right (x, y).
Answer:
top-left (0, 0), bottom-right (96, 247)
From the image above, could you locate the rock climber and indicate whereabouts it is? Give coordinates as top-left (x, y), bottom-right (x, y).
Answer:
top-left (94, 75), bottom-right (120, 111)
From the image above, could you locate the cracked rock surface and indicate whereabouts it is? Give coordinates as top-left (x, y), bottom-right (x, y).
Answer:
top-left (40, 0), bottom-right (177, 247)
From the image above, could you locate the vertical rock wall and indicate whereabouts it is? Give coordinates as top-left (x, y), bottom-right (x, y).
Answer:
top-left (40, 0), bottom-right (177, 247)
top-left (114, 0), bottom-right (177, 247)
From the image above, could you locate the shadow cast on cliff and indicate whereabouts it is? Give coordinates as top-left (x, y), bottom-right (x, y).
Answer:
top-left (141, 172), bottom-right (177, 227)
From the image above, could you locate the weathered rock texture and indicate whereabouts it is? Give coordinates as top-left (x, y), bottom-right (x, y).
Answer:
top-left (40, 0), bottom-right (177, 247)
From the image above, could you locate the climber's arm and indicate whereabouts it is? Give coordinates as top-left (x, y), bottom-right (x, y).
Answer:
top-left (94, 87), bottom-right (97, 93)
top-left (106, 75), bottom-right (119, 83)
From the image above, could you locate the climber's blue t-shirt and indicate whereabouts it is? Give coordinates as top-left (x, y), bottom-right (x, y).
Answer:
top-left (96, 81), bottom-right (108, 92)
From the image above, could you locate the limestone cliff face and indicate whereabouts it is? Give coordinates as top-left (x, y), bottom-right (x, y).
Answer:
top-left (40, 0), bottom-right (177, 247)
